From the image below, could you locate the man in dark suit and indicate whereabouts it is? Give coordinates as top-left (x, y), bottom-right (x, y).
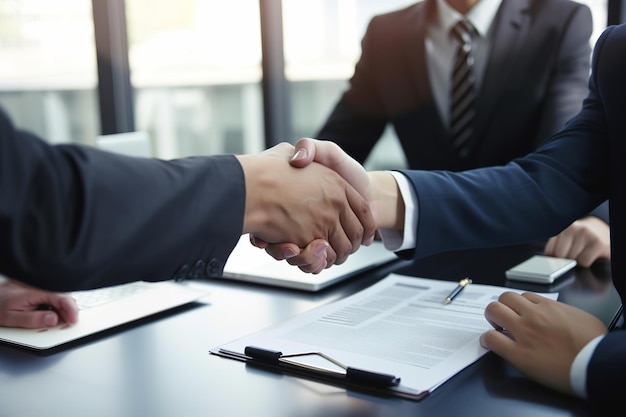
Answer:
top-left (0, 107), bottom-right (375, 293)
top-left (281, 22), bottom-right (626, 406)
top-left (317, 0), bottom-right (610, 266)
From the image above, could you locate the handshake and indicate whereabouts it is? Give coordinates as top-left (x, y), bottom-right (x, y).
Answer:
top-left (235, 138), bottom-right (405, 274)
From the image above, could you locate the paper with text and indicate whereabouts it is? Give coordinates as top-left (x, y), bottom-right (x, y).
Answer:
top-left (214, 274), bottom-right (558, 397)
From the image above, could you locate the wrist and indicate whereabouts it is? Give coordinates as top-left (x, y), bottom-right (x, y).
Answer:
top-left (368, 171), bottom-right (405, 231)
top-left (235, 154), bottom-right (270, 236)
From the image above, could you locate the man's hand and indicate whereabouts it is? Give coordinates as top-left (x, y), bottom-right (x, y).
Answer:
top-left (252, 138), bottom-right (403, 273)
top-left (0, 279), bottom-right (78, 328)
top-left (480, 291), bottom-right (607, 396)
top-left (236, 141), bottom-right (376, 266)
top-left (544, 216), bottom-right (610, 267)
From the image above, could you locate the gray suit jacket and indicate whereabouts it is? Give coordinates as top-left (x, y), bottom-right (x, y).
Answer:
top-left (319, 0), bottom-right (592, 170)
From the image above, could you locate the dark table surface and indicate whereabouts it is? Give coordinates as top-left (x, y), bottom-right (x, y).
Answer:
top-left (0, 242), bottom-right (620, 417)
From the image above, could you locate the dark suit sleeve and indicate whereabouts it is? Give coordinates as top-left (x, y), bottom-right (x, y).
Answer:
top-left (532, 3), bottom-right (610, 226)
top-left (586, 331), bottom-right (626, 407)
top-left (0, 108), bottom-right (245, 292)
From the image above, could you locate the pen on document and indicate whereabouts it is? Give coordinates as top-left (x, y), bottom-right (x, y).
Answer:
top-left (444, 277), bottom-right (472, 305)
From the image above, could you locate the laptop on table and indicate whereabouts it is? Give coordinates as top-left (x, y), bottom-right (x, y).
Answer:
top-left (0, 280), bottom-right (209, 350)
top-left (220, 234), bottom-right (398, 292)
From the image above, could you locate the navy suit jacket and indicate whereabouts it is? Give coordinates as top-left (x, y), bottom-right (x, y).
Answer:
top-left (0, 109), bottom-right (245, 292)
top-left (402, 24), bottom-right (626, 403)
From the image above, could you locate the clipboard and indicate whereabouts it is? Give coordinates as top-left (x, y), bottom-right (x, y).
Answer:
top-left (210, 275), bottom-right (558, 401)
top-left (211, 345), bottom-right (429, 401)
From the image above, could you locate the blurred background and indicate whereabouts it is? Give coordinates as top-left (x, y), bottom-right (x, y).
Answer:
top-left (0, 0), bottom-right (615, 169)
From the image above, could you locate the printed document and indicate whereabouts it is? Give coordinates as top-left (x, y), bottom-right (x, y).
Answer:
top-left (213, 274), bottom-right (557, 398)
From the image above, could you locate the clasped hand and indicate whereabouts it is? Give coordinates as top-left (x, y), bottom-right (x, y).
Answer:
top-left (241, 138), bottom-right (386, 273)
top-left (237, 139), bottom-right (380, 271)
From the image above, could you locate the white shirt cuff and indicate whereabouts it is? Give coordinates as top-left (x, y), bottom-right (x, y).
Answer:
top-left (570, 334), bottom-right (604, 398)
top-left (377, 171), bottom-right (417, 251)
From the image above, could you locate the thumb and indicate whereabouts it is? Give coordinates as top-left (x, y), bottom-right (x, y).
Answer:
top-left (289, 137), bottom-right (317, 167)
top-left (290, 138), bottom-right (372, 201)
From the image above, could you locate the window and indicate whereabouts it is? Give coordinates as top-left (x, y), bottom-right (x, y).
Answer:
top-left (283, 0), bottom-right (415, 169)
top-left (580, 0), bottom-right (608, 45)
top-left (0, 0), bottom-right (98, 145)
top-left (0, 0), bottom-right (615, 157)
top-left (125, 0), bottom-right (264, 158)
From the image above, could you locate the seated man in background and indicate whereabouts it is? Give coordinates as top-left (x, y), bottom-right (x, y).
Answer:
top-left (316, 0), bottom-right (609, 266)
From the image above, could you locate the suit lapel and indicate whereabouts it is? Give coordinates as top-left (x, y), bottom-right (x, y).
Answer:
top-left (474, 0), bottom-right (530, 135)
top-left (404, 0), bottom-right (437, 105)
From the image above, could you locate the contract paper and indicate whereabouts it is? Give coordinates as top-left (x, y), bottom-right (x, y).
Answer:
top-left (213, 274), bottom-right (558, 398)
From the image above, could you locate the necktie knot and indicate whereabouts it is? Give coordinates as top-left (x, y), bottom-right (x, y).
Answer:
top-left (451, 19), bottom-right (475, 46)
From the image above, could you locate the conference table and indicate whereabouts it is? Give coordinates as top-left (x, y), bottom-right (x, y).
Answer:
top-left (0, 241), bottom-right (621, 417)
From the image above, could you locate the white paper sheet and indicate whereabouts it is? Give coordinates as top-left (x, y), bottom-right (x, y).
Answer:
top-left (213, 274), bottom-right (558, 397)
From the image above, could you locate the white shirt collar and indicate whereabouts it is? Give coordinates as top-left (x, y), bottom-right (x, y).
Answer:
top-left (435, 0), bottom-right (503, 37)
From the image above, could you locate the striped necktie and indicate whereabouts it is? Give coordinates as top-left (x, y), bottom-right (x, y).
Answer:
top-left (449, 19), bottom-right (476, 159)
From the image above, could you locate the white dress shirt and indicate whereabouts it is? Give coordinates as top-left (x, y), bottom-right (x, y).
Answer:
top-left (427, 0), bottom-right (501, 126)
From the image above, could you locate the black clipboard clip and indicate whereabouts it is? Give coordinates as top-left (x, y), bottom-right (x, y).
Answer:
top-left (240, 345), bottom-right (401, 387)
top-left (212, 346), bottom-right (431, 401)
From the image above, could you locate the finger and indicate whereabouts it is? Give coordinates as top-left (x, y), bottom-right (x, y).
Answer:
top-left (480, 329), bottom-right (517, 354)
top-left (483, 293), bottom-right (530, 334)
top-left (342, 180), bottom-right (376, 248)
top-left (543, 235), bottom-right (557, 256)
top-left (544, 232), bottom-right (573, 259)
top-left (489, 292), bottom-right (549, 332)
top-left (576, 247), bottom-right (601, 268)
top-left (520, 291), bottom-right (552, 304)
top-left (545, 235), bottom-right (593, 266)
top-left (498, 290), bottom-right (540, 313)
top-left (560, 232), bottom-right (597, 267)
top-left (249, 234), bottom-right (269, 249)
top-left (52, 296), bottom-right (79, 324)
top-left (327, 224), bottom-right (354, 266)
top-left (31, 294), bottom-right (79, 326)
top-left (263, 242), bottom-right (301, 261)
top-left (287, 240), bottom-right (334, 267)
top-left (297, 255), bottom-right (328, 274)
top-left (328, 189), bottom-right (368, 265)
top-left (1, 310), bottom-right (60, 329)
